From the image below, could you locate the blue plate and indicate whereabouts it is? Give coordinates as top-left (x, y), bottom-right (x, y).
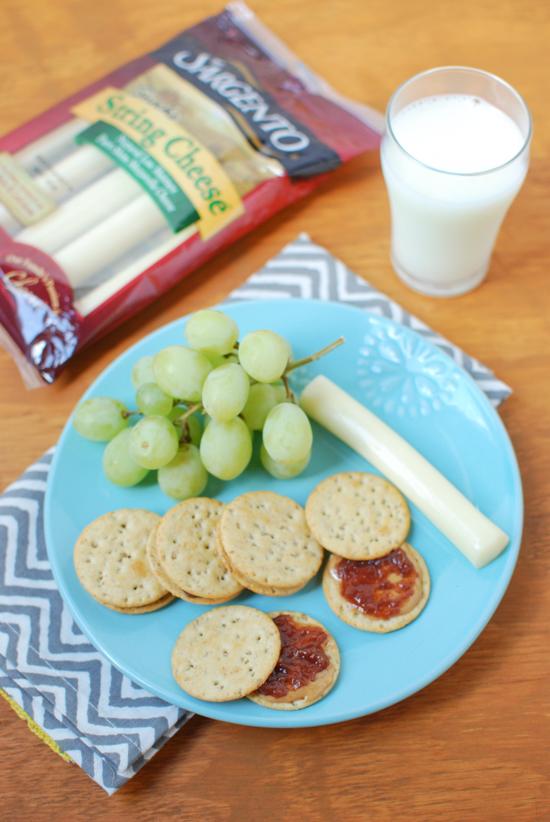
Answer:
top-left (45, 299), bottom-right (522, 728)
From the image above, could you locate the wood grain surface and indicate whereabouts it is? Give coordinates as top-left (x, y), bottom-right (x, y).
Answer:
top-left (1, 0), bottom-right (549, 819)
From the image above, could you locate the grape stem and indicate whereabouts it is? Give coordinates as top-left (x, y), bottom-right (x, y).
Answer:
top-left (175, 402), bottom-right (203, 423)
top-left (285, 337), bottom-right (344, 374)
top-left (282, 375), bottom-right (296, 402)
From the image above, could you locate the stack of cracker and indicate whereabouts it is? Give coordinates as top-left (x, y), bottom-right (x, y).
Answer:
top-left (171, 606), bottom-right (340, 710)
top-left (217, 491), bottom-right (324, 596)
top-left (74, 509), bottom-right (174, 613)
top-left (305, 472), bottom-right (430, 632)
top-left (147, 498), bottom-right (242, 604)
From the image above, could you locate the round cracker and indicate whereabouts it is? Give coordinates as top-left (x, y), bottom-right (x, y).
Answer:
top-left (322, 544), bottom-right (430, 632)
top-left (171, 605), bottom-right (281, 702)
top-left (218, 492), bottom-right (324, 593)
top-left (305, 472), bottom-right (410, 560)
top-left (105, 592), bottom-right (175, 614)
top-left (217, 540), bottom-right (303, 597)
top-left (248, 611), bottom-right (340, 710)
top-left (74, 509), bottom-right (168, 608)
top-left (147, 526), bottom-right (239, 605)
top-left (156, 498), bottom-right (242, 601)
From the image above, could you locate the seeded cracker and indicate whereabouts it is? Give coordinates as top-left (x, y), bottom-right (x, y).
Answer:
top-left (322, 543), bottom-right (430, 632)
top-left (305, 472), bottom-right (410, 560)
top-left (218, 492), bottom-right (324, 595)
top-left (155, 498), bottom-right (242, 602)
top-left (74, 509), bottom-right (170, 609)
top-left (217, 539), bottom-right (306, 596)
top-left (147, 525), bottom-right (239, 604)
top-left (248, 611), bottom-right (340, 711)
top-left (171, 606), bottom-right (281, 701)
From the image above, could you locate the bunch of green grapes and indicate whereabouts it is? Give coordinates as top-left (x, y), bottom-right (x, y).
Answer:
top-left (73, 309), bottom-right (342, 501)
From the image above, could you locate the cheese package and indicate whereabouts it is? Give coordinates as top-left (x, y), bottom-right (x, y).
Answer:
top-left (0, 3), bottom-right (381, 385)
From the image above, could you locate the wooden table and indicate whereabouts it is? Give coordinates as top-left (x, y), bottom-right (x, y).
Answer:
top-left (1, 0), bottom-right (548, 817)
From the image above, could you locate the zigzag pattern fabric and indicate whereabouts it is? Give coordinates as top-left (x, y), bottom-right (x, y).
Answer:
top-left (0, 234), bottom-right (511, 794)
top-left (0, 449), bottom-right (191, 794)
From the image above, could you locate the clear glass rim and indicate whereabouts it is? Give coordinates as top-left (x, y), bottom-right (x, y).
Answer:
top-left (386, 65), bottom-right (533, 177)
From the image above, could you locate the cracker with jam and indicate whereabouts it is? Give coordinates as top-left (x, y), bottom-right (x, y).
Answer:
top-left (323, 543), bottom-right (430, 632)
top-left (171, 606), bottom-right (340, 708)
top-left (248, 611), bottom-right (340, 710)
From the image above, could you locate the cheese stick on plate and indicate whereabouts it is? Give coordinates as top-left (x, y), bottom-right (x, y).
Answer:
top-left (300, 375), bottom-right (509, 568)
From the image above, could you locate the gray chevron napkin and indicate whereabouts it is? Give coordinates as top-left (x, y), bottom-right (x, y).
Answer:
top-left (0, 233), bottom-right (511, 794)
top-left (0, 449), bottom-right (192, 794)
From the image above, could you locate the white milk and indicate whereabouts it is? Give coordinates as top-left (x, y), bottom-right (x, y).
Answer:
top-left (381, 94), bottom-right (528, 295)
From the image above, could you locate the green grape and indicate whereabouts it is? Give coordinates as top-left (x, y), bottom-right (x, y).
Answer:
top-left (73, 397), bottom-right (128, 442)
top-left (153, 345), bottom-right (212, 401)
top-left (201, 363), bottom-right (249, 422)
top-left (129, 415), bottom-right (179, 469)
top-left (102, 429), bottom-right (149, 486)
top-left (136, 382), bottom-right (173, 416)
top-left (158, 444), bottom-right (208, 500)
top-left (206, 352), bottom-right (240, 368)
top-left (260, 444), bottom-right (310, 479)
top-left (200, 417), bottom-right (252, 480)
top-left (185, 309), bottom-right (239, 355)
top-left (242, 383), bottom-right (281, 431)
top-left (169, 408), bottom-right (203, 445)
top-left (238, 330), bottom-right (290, 382)
top-left (131, 355), bottom-right (155, 389)
top-left (262, 402), bottom-right (313, 464)
top-left (206, 352), bottom-right (227, 369)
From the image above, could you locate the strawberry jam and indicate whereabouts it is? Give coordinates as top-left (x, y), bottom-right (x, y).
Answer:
top-left (256, 614), bottom-right (329, 698)
top-left (333, 548), bottom-right (418, 618)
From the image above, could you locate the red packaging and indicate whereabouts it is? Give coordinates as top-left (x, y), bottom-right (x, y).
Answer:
top-left (0, 2), bottom-right (382, 386)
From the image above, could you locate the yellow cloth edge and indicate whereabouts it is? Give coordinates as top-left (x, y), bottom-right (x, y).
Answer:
top-left (0, 688), bottom-right (73, 763)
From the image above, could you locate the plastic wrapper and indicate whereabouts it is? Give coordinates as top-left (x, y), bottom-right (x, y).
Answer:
top-left (0, 2), bottom-right (382, 386)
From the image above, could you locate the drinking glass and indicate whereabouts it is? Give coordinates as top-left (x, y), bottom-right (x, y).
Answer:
top-left (380, 67), bottom-right (531, 296)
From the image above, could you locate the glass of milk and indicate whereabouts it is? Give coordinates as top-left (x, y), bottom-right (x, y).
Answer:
top-left (381, 67), bottom-right (531, 296)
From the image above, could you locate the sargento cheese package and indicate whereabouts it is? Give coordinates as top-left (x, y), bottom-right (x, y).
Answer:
top-left (0, 2), bottom-right (381, 385)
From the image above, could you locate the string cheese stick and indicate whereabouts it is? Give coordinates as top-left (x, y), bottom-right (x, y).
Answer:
top-left (75, 224), bottom-right (197, 316)
top-left (36, 145), bottom-right (113, 197)
top-left (15, 120), bottom-right (87, 171)
top-left (54, 194), bottom-right (166, 286)
top-left (300, 375), bottom-right (509, 568)
top-left (51, 141), bottom-right (261, 285)
top-left (1, 120), bottom-right (111, 235)
top-left (17, 169), bottom-right (142, 254)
